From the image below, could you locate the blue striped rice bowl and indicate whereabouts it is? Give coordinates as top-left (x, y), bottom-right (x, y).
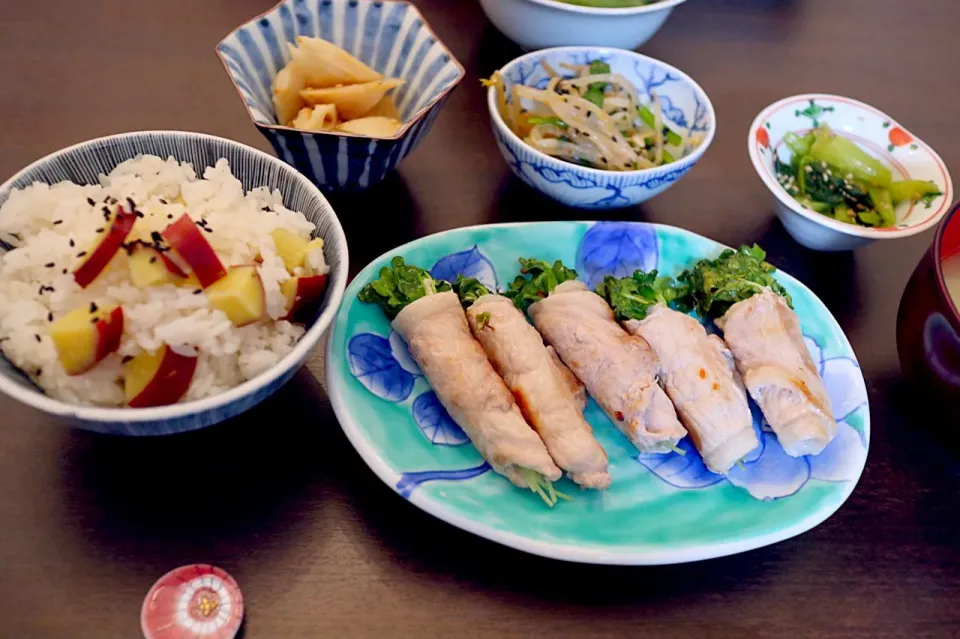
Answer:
top-left (217, 0), bottom-right (465, 192)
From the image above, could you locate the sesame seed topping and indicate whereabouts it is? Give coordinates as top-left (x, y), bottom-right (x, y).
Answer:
top-left (68, 239), bottom-right (75, 247)
top-left (53, 220), bottom-right (63, 225)
top-left (167, 214), bottom-right (174, 220)
top-left (158, 198), bottom-right (167, 204)
top-left (44, 262), bottom-right (55, 268)
top-left (34, 334), bottom-right (41, 343)
top-left (193, 289), bottom-right (202, 295)
top-left (47, 312), bottom-right (53, 322)
top-left (122, 355), bottom-right (133, 364)
top-left (86, 197), bottom-right (96, 206)
top-left (89, 302), bottom-right (98, 313)
top-left (95, 228), bottom-right (103, 233)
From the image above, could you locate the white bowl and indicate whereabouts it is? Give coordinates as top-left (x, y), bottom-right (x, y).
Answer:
top-left (748, 94), bottom-right (954, 251)
top-left (0, 131), bottom-right (348, 435)
top-left (478, 0), bottom-right (687, 50)
top-left (488, 46), bottom-right (715, 209)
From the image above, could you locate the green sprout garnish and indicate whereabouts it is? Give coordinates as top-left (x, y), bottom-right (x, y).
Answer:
top-left (518, 468), bottom-right (572, 507)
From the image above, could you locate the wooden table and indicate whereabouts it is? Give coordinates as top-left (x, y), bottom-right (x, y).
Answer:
top-left (2, 1), bottom-right (959, 636)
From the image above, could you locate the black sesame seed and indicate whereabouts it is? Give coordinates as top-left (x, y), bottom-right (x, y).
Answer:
top-left (34, 334), bottom-right (41, 343)
top-left (167, 214), bottom-right (174, 220)
top-left (102, 206), bottom-right (112, 218)
top-left (95, 227), bottom-right (104, 233)
top-left (62, 268), bottom-right (68, 275)
top-left (103, 196), bottom-right (110, 203)
top-left (47, 312), bottom-right (53, 322)
top-left (193, 289), bottom-right (202, 295)
top-left (135, 211), bottom-right (144, 218)
top-left (158, 198), bottom-right (167, 205)
top-left (121, 355), bottom-right (133, 364)
top-left (35, 368), bottom-right (42, 376)
top-left (151, 231), bottom-right (163, 243)
top-left (91, 317), bottom-right (99, 324)
top-left (37, 285), bottom-right (44, 295)
top-left (89, 302), bottom-right (98, 313)
top-left (53, 220), bottom-right (63, 225)
top-left (109, 197), bottom-right (118, 205)
top-left (44, 262), bottom-right (55, 268)
top-left (69, 239), bottom-right (75, 247)
top-left (203, 227), bottom-right (213, 233)
top-left (149, 256), bottom-right (157, 264)
top-left (126, 197), bottom-right (136, 211)
top-left (261, 206), bottom-right (272, 212)
top-left (86, 197), bottom-right (96, 206)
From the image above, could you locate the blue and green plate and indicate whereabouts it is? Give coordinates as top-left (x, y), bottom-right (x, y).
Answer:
top-left (325, 222), bottom-right (869, 564)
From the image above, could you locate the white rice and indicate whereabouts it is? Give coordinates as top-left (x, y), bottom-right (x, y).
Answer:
top-left (0, 155), bottom-right (329, 407)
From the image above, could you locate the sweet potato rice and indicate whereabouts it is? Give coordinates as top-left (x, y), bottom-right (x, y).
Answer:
top-left (0, 156), bottom-right (329, 407)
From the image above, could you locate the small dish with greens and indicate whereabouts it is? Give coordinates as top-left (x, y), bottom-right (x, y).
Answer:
top-left (749, 93), bottom-right (953, 251)
top-left (488, 46), bottom-right (715, 209)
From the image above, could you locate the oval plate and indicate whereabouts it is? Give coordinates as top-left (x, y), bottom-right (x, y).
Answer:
top-left (325, 222), bottom-right (869, 564)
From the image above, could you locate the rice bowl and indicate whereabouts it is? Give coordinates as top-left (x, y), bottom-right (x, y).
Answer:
top-left (0, 131), bottom-right (347, 435)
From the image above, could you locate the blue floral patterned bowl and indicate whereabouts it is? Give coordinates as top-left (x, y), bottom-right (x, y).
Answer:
top-left (216, 0), bottom-right (465, 192)
top-left (325, 221), bottom-right (869, 564)
top-left (0, 131), bottom-right (348, 436)
top-left (488, 47), bottom-right (715, 209)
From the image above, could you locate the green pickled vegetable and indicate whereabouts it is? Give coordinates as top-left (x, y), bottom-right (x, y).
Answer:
top-left (888, 179), bottom-right (942, 204)
top-left (868, 186), bottom-right (896, 227)
top-left (589, 60), bottom-right (611, 75)
top-left (527, 116), bottom-right (567, 128)
top-left (637, 104), bottom-right (683, 147)
top-left (583, 84), bottom-right (605, 108)
top-left (784, 131), bottom-right (815, 157)
top-left (808, 125), bottom-right (891, 187)
top-left (770, 124), bottom-right (937, 229)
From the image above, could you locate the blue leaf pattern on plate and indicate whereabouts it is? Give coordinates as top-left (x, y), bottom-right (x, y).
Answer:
top-left (636, 437), bottom-right (724, 489)
top-left (430, 245), bottom-right (499, 290)
top-left (808, 421), bottom-right (865, 482)
top-left (804, 335), bottom-right (824, 375)
top-left (743, 401), bottom-right (766, 463)
top-left (822, 357), bottom-right (868, 422)
top-left (576, 222), bottom-right (659, 288)
top-left (347, 333), bottom-right (416, 402)
top-left (412, 391), bottom-right (470, 446)
top-left (637, 333), bottom-right (867, 498)
top-left (396, 463), bottom-right (491, 498)
top-left (726, 433), bottom-right (811, 500)
top-left (389, 330), bottom-right (422, 376)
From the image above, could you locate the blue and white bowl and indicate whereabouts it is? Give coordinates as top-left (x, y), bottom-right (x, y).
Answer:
top-left (0, 131), bottom-right (348, 436)
top-left (488, 47), bottom-right (715, 209)
top-left (216, 0), bottom-right (465, 192)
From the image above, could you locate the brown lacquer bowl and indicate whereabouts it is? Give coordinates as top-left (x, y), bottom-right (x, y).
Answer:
top-left (897, 200), bottom-right (960, 420)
